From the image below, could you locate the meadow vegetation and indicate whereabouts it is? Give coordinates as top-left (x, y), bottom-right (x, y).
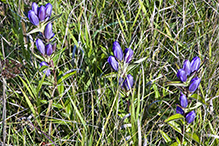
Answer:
top-left (1, 0), bottom-right (219, 145)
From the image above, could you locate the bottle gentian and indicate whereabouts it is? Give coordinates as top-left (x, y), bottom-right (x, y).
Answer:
top-left (182, 60), bottom-right (191, 76)
top-left (28, 10), bottom-right (39, 26)
top-left (189, 77), bottom-right (201, 93)
top-left (46, 44), bottom-right (53, 56)
top-left (177, 69), bottom-right (187, 82)
top-left (44, 22), bottom-right (54, 39)
top-left (185, 111), bottom-right (196, 123)
top-left (112, 41), bottom-right (123, 61)
top-left (190, 56), bottom-right (200, 73)
top-left (45, 3), bottom-right (52, 19)
top-left (38, 6), bottom-right (46, 21)
top-left (40, 61), bottom-right (50, 76)
top-left (107, 56), bottom-right (119, 71)
top-left (32, 2), bottom-right (38, 15)
top-left (176, 106), bottom-right (184, 115)
top-left (123, 74), bottom-right (134, 90)
top-left (36, 39), bottom-right (45, 55)
top-left (179, 92), bottom-right (188, 108)
top-left (124, 48), bottom-right (134, 63)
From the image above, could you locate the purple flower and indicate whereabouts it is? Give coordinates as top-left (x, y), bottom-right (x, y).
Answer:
top-left (190, 56), bottom-right (200, 73)
top-left (123, 74), bottom-right (134, 90)
top-left (112, 41), bottom-right (123, 61)
top-left (176, 106), bottom-right (184, 115)
top-left (124, 48), bottom-right (134, 63)
top-left (177, 69), bottom-right (187, 82)
top-left (32, 2), bottom-right (38, 15)
top-left (45, 3), bottom-right (52, 18)
top-left (108, 56), bottom-right (119, 71)
top-left (36, 39), bottom-right (45, 55)
top-left (119, 77), bottom-right (124, 88)
top-left (46, 44), bottom-right (53, 56)
top-left (183, 60), bottom-right (191, 76)
top-left (38, 6), bottom-right (46, 21)
top-left (179, 92), bottom-right (188, 108)
top-left (189, 77), bottom-right (201, 93)
top-left (44, 22), bottom-right (54, 39)
top-left (40, 61), bottom-right (50, 76)
top-left (186, 110), bottom-right (196, 123)
top-left (28, 10), bottom-right (39, 26)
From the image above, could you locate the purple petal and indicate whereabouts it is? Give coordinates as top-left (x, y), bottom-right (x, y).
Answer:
top-left (38, 6), bottom-right (46, 21)
top-left (177, 69), bottom-right (187, 82)
top-left (107, 56), bottom-right (119, 71)
top-left (123, 74), bottom-right (134, 90)
top-left (46, 43), bottom-right (53, 56)
top-left (45, 3), bottom-right (52, 18)
top-left (189, 77), bottom-right (201, 93)
top-left (190, 56), bottom-right (200, 73)
top-left (44, 22), bottom-right (54, 39)
top-left (124, 48), bottom-right (134, 63)
top-left (179, 92), bottom-right (188, 108)
top-left (186, 111), bottom-right (196, 123)
top-left (183, 60), bottom-right (191, 76)
top-left (28, 10), bottom-right (39, 26)
top-left (112, 41), bottom-right (123, 61)
top-left (176, 106), bottom-right (184, 115)
top-left (36, 39), bottom-right (45, 55)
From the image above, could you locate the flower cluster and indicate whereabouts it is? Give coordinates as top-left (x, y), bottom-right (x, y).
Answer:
top-left (107, 41), bottom-right (134, 90)
top-left (176, 56), bottom-right (201, 123)
top-left (28, 2), bottom-right (56, 76)
top-left (28, 2), bottom-right (52, 26)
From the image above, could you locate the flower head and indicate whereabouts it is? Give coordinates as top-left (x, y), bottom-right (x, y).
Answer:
top-left (189, 77), bottom-right (201, 93)
top-left (123, 74), bottom-right (134, 90)
top-left (38, 6), bottom-right (46, 21)
top-left (112, 41), bottom-right (123, 61)
top-left (190, 56), bottom-right (200, 73)
top-left (124, 48), bottom-right (134, 63)
top-left (44, 22), bottom-right (54, 39)
top-left (186, 110), bottom-right (196, 123)
top-left (36, 39), bottom-right (45, 55)
top-left (176, 106), bottom-right (184, 115)
top-left (40, 61), bottom-right (50, 76)
top-left (46, 44), bottom-right (53, 56)
top-left (177, 69), bottom-right (187, 82)
top-left (179, 92), bottom-right (188, 108)
top-left (45, 3), bottom-right (52, 18)
top-left (32, 2), bottom-right (38, 15)
top-left (183, 60), bottom-right (191, 76)
top-left (108, 56), bottom-right (119, 71)
top-left (28, 10), bottom-right (39, 26)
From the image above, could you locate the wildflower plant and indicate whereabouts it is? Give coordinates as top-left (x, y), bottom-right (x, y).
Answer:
top-left (166, 56), bottom-right (203, 144)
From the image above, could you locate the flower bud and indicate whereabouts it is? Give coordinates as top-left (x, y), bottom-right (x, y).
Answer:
top-left (112, 41), bottom-right (123, 61)
top-left (32, 2), bottom-right (38, 15)
top-left (40, 61), bottom-right (50, 76)
top-left (183, 60), bottom-right (191, 76)
top-left (28, 10), bottom-right (39, 26)
top-left (186, 110), bottom-right (196, 123)
top-left (176, 106), bottom-right (184, 115)
top-left (46, 44), bottom-right (53, 56)
top-left (107, 56), bottom-right (118, 71)
top-left (177, 69), bottom-right (187, 82)
top-left (38, 6), bottom-right (46, 21)
top-left (44, 22), bottom-right (54, 39)
top-left (190, 56), bottom-right (200, 73)
top-left (189, 77), bottom-right (201, 93)
top-left (36, 39), bottom-right (45, 55)
top-left (45, 3), bottom-right (52, 18)
top-left (52, 43), bottom-right (56, 52)
top-left (123, 74), bottom-right (134, 90)
top-left (124, 48), bottom-right (134, 63)
top-left (119, 77), bottom-right (124, 88)
top-left (179, 92), bottom-right (188, 108)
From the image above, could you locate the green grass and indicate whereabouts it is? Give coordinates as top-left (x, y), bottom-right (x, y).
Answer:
top-left (1, 0), bottom-right (219, 145)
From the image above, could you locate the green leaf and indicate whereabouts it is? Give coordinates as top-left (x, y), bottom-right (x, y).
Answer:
top-left (102, 72), bottom-right (117, 78)
top-left (36, 74), bottom-right (46, 95)
top-left (57, 70), bottom-right (77, 84)
top-left (165, 114), bottom-right (184, 122)
top-left (170, 142), bottom-right (180, 146)
top-left (185, 132), bottom-right (200, 144)
top-left (166, 81), bottom-right (188, 87)
top-left (159, 130), bottom-right (172, 143)
top-left (191, 94), bottom-right (205, 104)
top-left (133, 57), bottom-right (147, 64)
top-left (167, 121), bottom-right (182, 134)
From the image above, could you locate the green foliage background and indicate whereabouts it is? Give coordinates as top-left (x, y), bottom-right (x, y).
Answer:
top-left (1, 0), bottom-right (219, 145)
